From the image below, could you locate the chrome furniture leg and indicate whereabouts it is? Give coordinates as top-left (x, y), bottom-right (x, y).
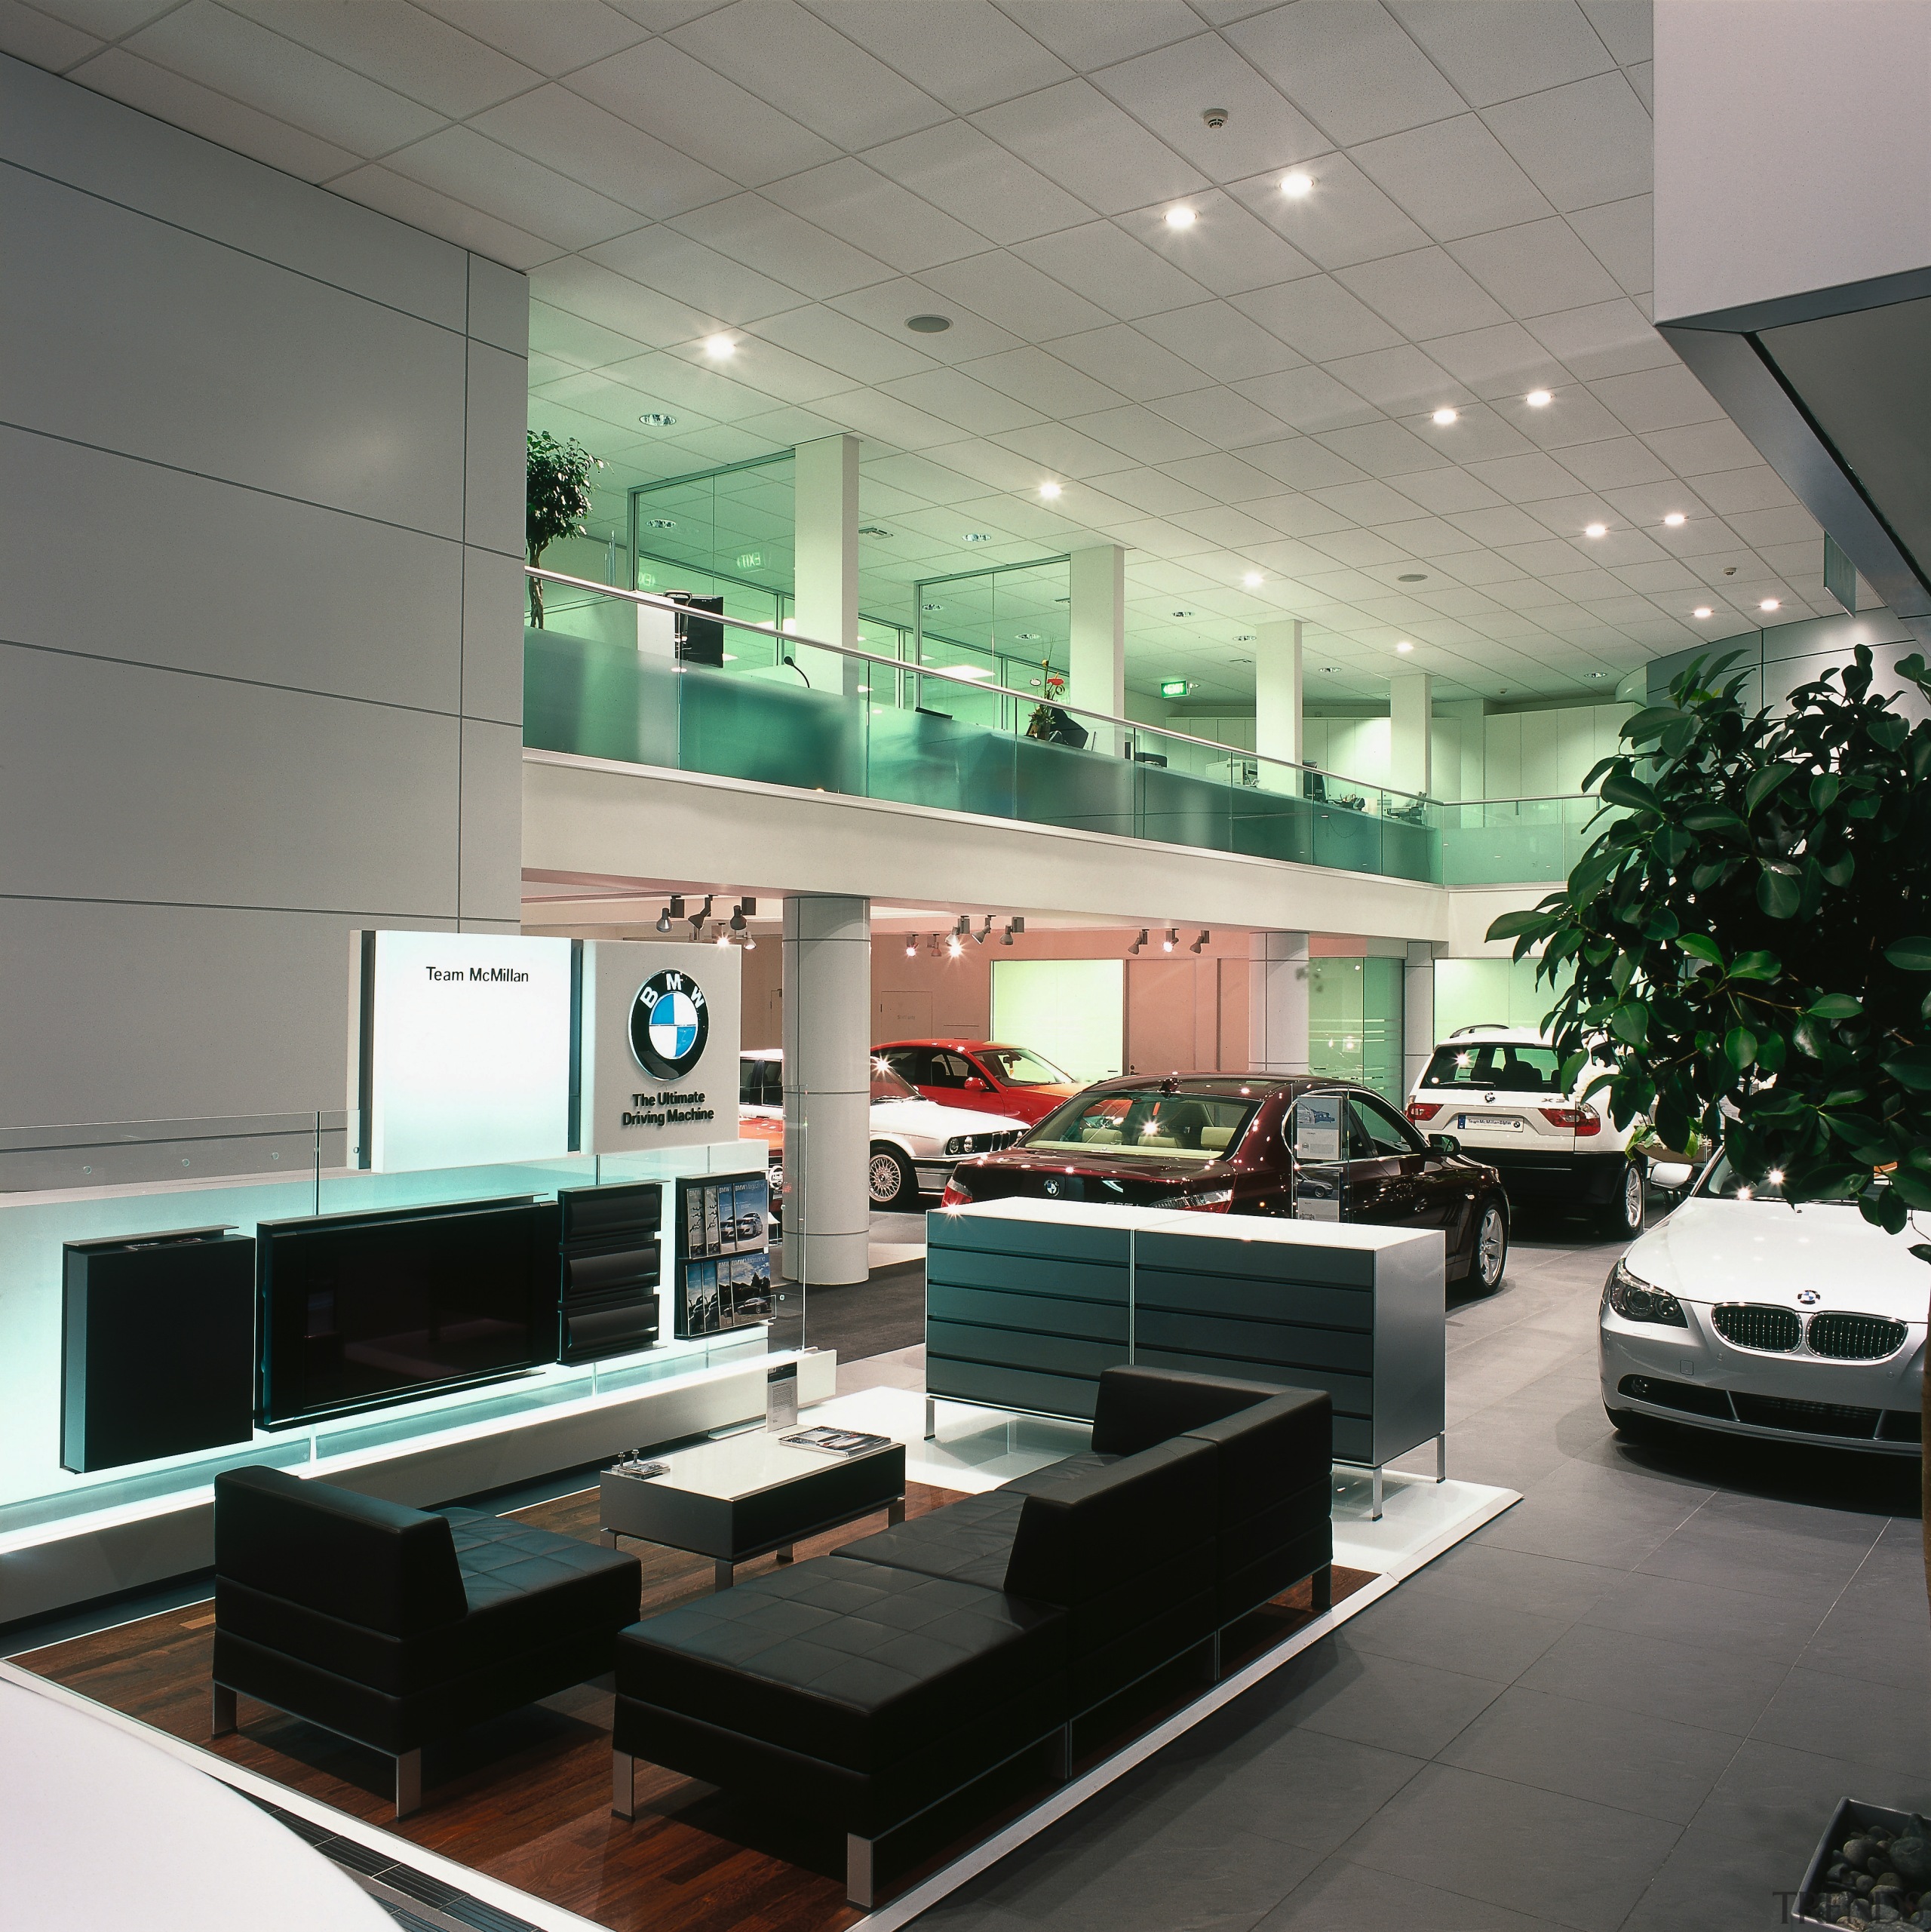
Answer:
top-left (924, 1396), bottom-right (936, 1440)
top-left (612, 1749), bottom-right (637, 1820)
top-left (1437, 1431), bottom-right (1447, 1483)
top-left (1371, 1465), bottom-right (1383, 1521)
top-left (210, 1683), bottom-right (236, 1737)
top-left (394, 1749), bottom-right (422, 1818)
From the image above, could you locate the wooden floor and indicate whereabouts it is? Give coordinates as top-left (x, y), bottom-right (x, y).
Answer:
top-left (11, 1482), bottom-right (1374, 1932)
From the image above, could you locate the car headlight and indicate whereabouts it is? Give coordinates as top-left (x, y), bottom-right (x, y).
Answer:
top-left (945, 1135), bottom-right (970, 1155)
top-left (1174, 1187), bottom-right (1233, 1212)
top-left (1604, 1258), bottom-right (1687, 1327)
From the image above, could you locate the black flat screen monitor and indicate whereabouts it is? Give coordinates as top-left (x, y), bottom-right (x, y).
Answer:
top-left (258, 1197), bottom-right (553, 1427)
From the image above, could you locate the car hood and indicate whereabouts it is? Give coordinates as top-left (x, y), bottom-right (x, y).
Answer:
top-left (871, 1097), bottom-right (1016, 1138)
top-left (1627, 1198), bottom-right (1931, 1320)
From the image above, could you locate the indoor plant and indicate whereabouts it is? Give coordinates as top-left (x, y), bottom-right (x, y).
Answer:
top-left (524, 429), bottom-right (603, 628)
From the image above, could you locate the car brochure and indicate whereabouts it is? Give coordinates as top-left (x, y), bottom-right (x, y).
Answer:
top-left (781, 1425), bottom-right (892, 1458)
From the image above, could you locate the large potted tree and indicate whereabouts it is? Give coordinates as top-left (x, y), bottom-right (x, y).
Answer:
top-left (524, 429), bottom-right (603, 628)
top-left (1487, 640), bottom-right (1931, 1560)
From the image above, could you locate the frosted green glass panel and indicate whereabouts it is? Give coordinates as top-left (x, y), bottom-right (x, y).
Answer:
top-left (1432, 957), bottom-right (1573, 1041)
top-left (1308, 956), bottom-right (1403, 1104)
top-left (990, 960), bottom-right (1125, 1085)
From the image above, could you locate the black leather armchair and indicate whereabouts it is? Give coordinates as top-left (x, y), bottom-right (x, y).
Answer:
top-left (611, 1365), bottom-right (1331, 1906)
top-left (212, 1467), bottom-right (640, 1814)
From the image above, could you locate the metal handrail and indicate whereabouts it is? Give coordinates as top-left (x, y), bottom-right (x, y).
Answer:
top-left (526, 566), bottom-right (1435, 812)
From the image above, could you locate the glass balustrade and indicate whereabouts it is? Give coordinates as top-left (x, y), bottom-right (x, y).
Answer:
top-left (525, 571), bottom-right (1603, 888)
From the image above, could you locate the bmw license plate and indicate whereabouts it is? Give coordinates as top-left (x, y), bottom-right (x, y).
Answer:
top-left (1458, 1113), bottom-right (1524, 1131)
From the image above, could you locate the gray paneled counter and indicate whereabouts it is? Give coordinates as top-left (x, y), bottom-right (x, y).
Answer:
top-left (926, 1201), bottom-right (1445, 1485)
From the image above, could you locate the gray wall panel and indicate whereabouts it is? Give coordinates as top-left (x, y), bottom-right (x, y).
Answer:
top-left (0, 426), bottom-right (463, 711)
top-left (459, 718), bottom-right (526, 924)
top-left (2, 163), bottom-right (468, 536)
top-left (462, 547), bottom-right (526, 726)
top-left (465, 340), bottom-right (529, 557)
top-left (468, 253), bottom-right (531, 358)
top-left (0, 54), bottom-right (468, 329)
top-left (0, 644), bottom-right (460, 914)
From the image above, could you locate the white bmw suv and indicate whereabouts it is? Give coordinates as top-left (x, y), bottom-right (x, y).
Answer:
top-left (1406, 1024), bottom-right (1645, 1236)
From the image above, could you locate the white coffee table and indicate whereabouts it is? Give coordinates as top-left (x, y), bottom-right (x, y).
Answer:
top-left (598, 1427), bottom-right (906, 1589)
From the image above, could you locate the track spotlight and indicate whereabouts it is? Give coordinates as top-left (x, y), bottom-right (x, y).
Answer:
top-left (1002, 925), bottom-right (1015, 946)
top-left (1190, 929), bottom-right (1210, 954)
top-left (743, 934), bottom-right (756, 950)
top-left (975, 914), bottom-right (995, 944)
top-left (954, 914), bottom-right (971, 938)
top-left (729, 903), bottom-right (746, 932)
top-left (655, 907), bottom-right (671, 932)
top-left (687, 893), bottom-right (713, 937)
top-left (1130, 929), bottom-right (1148, 954)
top-left (714, 923), bottom-right (729, 947)
top-left (904, 935), bottom-right (917, 957)
top-left (947, 934), bottom-right (964, 958)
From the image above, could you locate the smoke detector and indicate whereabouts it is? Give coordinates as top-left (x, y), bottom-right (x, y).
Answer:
top-left (1202, 106), bottom-right (1229, 129)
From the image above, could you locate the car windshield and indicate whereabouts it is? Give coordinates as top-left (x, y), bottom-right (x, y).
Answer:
top-left (1696, 1153), bottom-right (1856, 1203)
top-left (978, 1046), bottom-right (1071, 1086)
top-left (1028, 1090), bottom-right (1257, 1162)
top-left (1422, 1041), bottom-right (1567, 1094)
top-left (739, 1058), bottom-right (782, 1107)
top-left (870, 1058), bottom-right (919, 1104)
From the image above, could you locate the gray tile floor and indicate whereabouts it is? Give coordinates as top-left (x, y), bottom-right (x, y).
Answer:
top-left (911, 1218), bottom-right (1930, 1932)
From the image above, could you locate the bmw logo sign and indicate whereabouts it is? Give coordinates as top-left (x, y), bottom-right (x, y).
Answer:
top-left (1043, 1178), bottom-right (1063, 1197)
top-left (630, 969), bottom-right (708, 1080)
top-left (1797, 1289), bottom-right (1821, 1306)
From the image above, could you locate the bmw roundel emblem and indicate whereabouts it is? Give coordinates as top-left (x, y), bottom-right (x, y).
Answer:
top-left (1797, 1289), bottom-right (1821, 1307)
top-left (1043, 1178), bottom-right (1062, 1197)
top-left (630, 969), bottom-right (708, 1080)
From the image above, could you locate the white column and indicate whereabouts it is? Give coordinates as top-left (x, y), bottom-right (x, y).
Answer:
top-left (1248, 931), bottom-right (1311, 1075)
top-left (1389, 670), bottom-right (1432, 798)
top-left (1438, 698), bottom-right (1486, 803)
top-left (1068, 543), bottom-right (1125, 751)
top-left (782, 893), bottom-right (871, 1288)
top-left (1255, 619), bottom-right (1303, 791)
top-left (792, 432), bottom-right (863, 696)
top-left (1403, 940), bottom-right (1438, 1098)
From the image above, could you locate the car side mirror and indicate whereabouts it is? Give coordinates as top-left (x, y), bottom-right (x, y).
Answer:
top-left (1650, 1161), bottom-right (1693, 1191)
top-left (1428, 1132), bottom-right (1461, 1156)
top-left (963, 1076), bottom-right (988, 1092)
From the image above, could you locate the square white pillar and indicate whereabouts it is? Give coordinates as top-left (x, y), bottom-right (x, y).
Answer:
top-left (793, 433), bottom-right (863, 696)
top-left (1403, 940), bottom-right (1438, 1097)
top-left (1068, 544), bottom-right (1125, 750)
top-left (1389, 671), bottom-right (1432, 798)
top-left (1255, 619), bottom-right (1303, 791)
top-left (1248, 931), bottom-right (1311, 1075)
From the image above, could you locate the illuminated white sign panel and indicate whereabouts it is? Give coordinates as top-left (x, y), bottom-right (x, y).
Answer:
top-left (581, 941), bottom-right (741, 1156)
top-left (356, 932), bottom-right (575, 1172)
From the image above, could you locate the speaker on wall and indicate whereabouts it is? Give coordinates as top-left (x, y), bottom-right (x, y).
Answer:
top-left (61, 1226), bottom-right (256, 1473)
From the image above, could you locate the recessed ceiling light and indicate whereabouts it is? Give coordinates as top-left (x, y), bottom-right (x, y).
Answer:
top-left (1432, 407), bottom-right (1458, 425)
top-left (1234, 633), bottom-right (1255, 641)
top-left (1525, 389), bottom-right (1552, 407)
top-left (1397, 572), bottom-right (1426, 582)
top-left (639, 411), bottom-right (677, 427)
top-left (1319, 665), bottom-right (1340, 673)
top-left (1038, 481), bottom-right (1061, 499)
top-left (1663, 511), bottom-right (1687, 527)
top-left (1165, 206), bottom-right (1196, 229)
top-left (1395, 640), bottom-right (1415, 653)
top-left (906, 313), bottom-right (952, 333)
top-left (1280, 170), bottom-right (1315, 198)
top-left (1171, 609), bottom-right (1196, 618)
top-left (963, 532), bottom-right (991, 543)
top-left (1015, 631), bottom-right (1040, 640)
top-left (1693, 605), bottom-right (1713, 618)
top-left (1759, 597), bottom-right (1780, 611)
top-left (1585, 670), bottom-right (1607, 680)
top-left (858, 524), bottom-right (892, 536)
top-left (921, 601), bottom-right (943, 612)
top-left (1584, 522), bottom-right (1607, 537)
top-left (1243, 570), bottom-right (1263, 587)
top-left (645, 518), bottom-right (677, 529)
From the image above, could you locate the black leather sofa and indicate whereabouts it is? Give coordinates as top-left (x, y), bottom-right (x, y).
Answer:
top-left (610, 1366), bottom-right (1331, 1906)
top-left (211, 1466), bottom-right (640, 1814)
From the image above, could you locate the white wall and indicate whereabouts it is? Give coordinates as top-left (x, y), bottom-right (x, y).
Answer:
top-left (1481, 703), bottom-right (1632, 800)
top-left (0, 56), bottom-right (528, 1127)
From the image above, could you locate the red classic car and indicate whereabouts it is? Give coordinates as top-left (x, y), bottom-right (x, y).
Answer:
top-left (870, 1039), bottom-right (1081, 1126)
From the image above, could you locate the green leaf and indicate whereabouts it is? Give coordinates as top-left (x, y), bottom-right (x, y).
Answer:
top-left (1678, 933), bottom-right (1724, 966)
top-left (1756, 868), bottom-right (1801, 919)
top-left (1724, 1026), bottom-right (1758, 1071)
top-left (1883, 1058), bottom-right (1931, 1092)
top-left (1484, 909), bottom-right (1551, 944)
top-left (1870, 713), bottom-right (1909, 751)
top-left (1755, 1031), bottom-right (1788, 1075)
top-left (1819, 849), bottom-right (1855, 888)
top-left (1886, 1167), bottom-right (1931, 1209)
top-left (1728, 950), bottom-right (1781, 980)
top-left (1600, 770), bottom-right (1660, 813)
top-left (1610, 950), bottom-right (1636, 995)
top-left (1809, 994), bottom-right (1865, 1019)
top-left (1744, 765), bottom-right (1794, 814)
top-left (1885, 937), bottom-right (1931, 972)
top-left (1690, 858), bottom-right (1734, 892)
top-left (1683, 804), bottom-right (1748, 837)
top-left (1608, 1003), bottom-right (1649, 1046)
top-left (1810, 772), bottom-right (1840, 812)
top-left (1621, 705), bottom-right (1686, 745)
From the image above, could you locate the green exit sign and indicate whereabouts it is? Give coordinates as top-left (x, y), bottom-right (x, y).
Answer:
top-left (735, 550), bottom-right (763, 570)
top-left (1159, 677), bottom-right (1190, 697)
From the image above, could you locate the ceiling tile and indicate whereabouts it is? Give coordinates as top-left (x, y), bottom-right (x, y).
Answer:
top-left (861, 120), bottom-right (1089, 244)
top-left (332, 158), bottom-right (557, 267)
top-left (922, 248), bottom-right (1114, 338)
top-left (1230, 275), bottom-right (1403, 361)
top-left (1687, 465), bottom-right (1797, 515)
top-left (1350, 115), bottom-right (1554, 244)
top-left (385, 125), bottom-right (642, 250)
top-left (1483, 71), bottom-right (1650, 213)
top-left (599, 347), bottom-right (778, 420)
top-left (1131, 301), bottom-right (1305, 382)
top-left (1446, 502), bottom-right (1564, 545)
top-left (962, 344), bottom-right (1125, 416)
top-left (1334, 248), bottom-right (1512, 339)
top-left (1147, 385), bottom-right (1295, 448)
top-left (0, 1), bottom-right (103, 68)
top-left (1391, 465), bottom-right (1508, 514)
top-left (1611, 558), bottom-right (1704, 594)
top-left (1320, 344), bottom-right (1463, 414)
top-left (991, 418), bottom-right (1144, 478)
top-left (1567, 193), bottom-right (1650, 295)
top-left (21, 0), bottom-right (175, 35)
top-left (1727, 505), bottom-right (1827, 550)
top-left (827, 277), bottom-right (1024, 362)
top-left (530, 298), bottom-right (657, 368)
top-left (409, 0), bottom-right (648, 77)
top-left (1015, 220), bottom-right (1209, 319)
top-left (1223, 1), bottom-right (1465, 147)
top-left (744, 303), bottom-right (938, 381)
top-left (121, 0), bottom-right (445, 152)
top-left (1042, 323), bottom-right (1204, 401)
top-left (1447, 217), bottom-right (1622, 317)
top-left (471, 84), bottom-right (739, 220)
top-left (226, 0), bottom-right (537, 116)
top-left (1501, 385), bottom-right (1629, 450)
top-left (1386, 0), bottom-right (1613, 108)
top-left (1552, 434), bottom-right (1673, 489)
top-left (1093, 466), bottom-right (1217, 515)
top-left (668, 0), bottom-right (948, 149)
top-left (1600, 479), bottom-right (1708, 524)
top-left (972, 78), bottom-right (1208, 216)
top-left (1088, 30), bottom-right (1327, 181)
top-left (1226, 154), bottom-right (1432, 271)
top-left (1308, 478), bottom-right (1432, 526)
top-left (1625, 59), bottom-right (1653, 113)
top-left (668, 192), bottom-right (895, 298)
top-left (806, 383), bottom-right (959, 450)
top-left (1414, 405), bottom-right (1540, 462)
top-left (1235, 364), bottom-right (1380, 434)
top-left (1525, 297), bottom-right (1673, 379)
top-left (877, 365), bottom-right (1045, 435)
top-left (1580, 0), bottom-right (1650, 66)
top-left (1464, 450), bottom-right (1594, 503)
top-left (1239, 438), bottom-right (1370, 490)
top-left (1376, 515), bottom-right (1487, 557)
top-left (1158, 452), bottom-right (1285, 503)
top-left (1588, 363), bottom-right (1724, 435)
top-left (66, 44), bottom-right (364, 182)
top-left (1421, 321), bottom-right (1570, 399)
top-left (1315, 419), bottom-right (1460, 480)
top-left (764, 157), bottom-right (989, 272)
top-left (1120, 192), bottom-right (1320, 297)
top-left (532, 256), bottom-right (714, 346)
top-left (804, 0), bottom-right (1071, 112)
top-left (991, 1), bottom-right (1203, 72)
top-left (567, 38), bottom-right (838, 188)
top-left (588, 226), bottom-right (806, 324)
top-left (1067, 402), bottom-right (1217, 464)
